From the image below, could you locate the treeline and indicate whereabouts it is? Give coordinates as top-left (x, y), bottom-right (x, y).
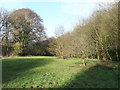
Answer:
top-left (0, 8), bottom-right (51, 56)
top-left (0, 2), bottom-right (119, 61)
top-left (49, 2), bottom-right (120, 61)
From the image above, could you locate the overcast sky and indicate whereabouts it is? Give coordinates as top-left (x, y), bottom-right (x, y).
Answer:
top-left (0, 0), bottom-right (116, 37)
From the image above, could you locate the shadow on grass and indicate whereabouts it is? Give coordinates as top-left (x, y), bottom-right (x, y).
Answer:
top-left (2, 57), bottom-right (53, 83)
top-left (64, 64), bottom-right (119, 88)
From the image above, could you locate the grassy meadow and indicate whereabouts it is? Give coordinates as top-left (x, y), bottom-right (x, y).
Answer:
top-left (2, 56), bottom-right (119, 88)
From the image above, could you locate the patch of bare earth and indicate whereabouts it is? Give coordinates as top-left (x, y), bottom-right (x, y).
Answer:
top-left (69, 66), bottom-right (91, 68)
top-left (70, 65), bottom-right (116, 70)
top-left (56, 58), bottom-right (101, 62)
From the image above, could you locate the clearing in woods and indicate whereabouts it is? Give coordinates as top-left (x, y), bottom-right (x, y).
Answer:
top-left (2, 56), bottom-right (119, 88)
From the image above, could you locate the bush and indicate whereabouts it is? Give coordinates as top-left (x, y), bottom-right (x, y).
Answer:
top-left (12, 42), bottom-right (23, 56)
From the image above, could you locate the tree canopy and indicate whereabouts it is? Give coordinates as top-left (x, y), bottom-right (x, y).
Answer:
top-left (0, 8), bottom-right (48, 56)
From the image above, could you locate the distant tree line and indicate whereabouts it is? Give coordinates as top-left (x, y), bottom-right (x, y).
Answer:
top-left (1, 2), bottom-right (119, 61)
top-left (49, 2), bottom-right (120, 61)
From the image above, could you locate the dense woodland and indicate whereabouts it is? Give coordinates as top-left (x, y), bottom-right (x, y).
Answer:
top-left (0, 2), bottom-right (120, 61)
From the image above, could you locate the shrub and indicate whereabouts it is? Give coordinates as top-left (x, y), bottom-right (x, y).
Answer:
top-left (11, 42), bottom-right (23, 56)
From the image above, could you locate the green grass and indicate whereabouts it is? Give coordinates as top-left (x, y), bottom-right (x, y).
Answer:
top-left (2, 56), bottom-right (119, 88)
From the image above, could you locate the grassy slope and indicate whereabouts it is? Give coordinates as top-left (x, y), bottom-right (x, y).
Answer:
top-left (2, 56), bottom-right (119, 88)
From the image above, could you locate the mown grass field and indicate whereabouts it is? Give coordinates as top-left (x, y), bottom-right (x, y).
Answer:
top-left (2, 56), bottom-right (119, 88)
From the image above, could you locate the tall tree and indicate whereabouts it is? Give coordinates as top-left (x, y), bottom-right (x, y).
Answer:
top-left (0, 8), bottom-right (11, 56)
top-left (8, 8), bottom-right (46, 55)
